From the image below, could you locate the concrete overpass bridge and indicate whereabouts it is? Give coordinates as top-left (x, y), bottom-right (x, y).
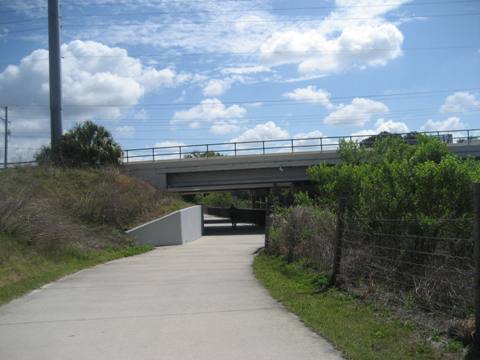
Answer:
top-left (122, 129), bottom-right (480, 193)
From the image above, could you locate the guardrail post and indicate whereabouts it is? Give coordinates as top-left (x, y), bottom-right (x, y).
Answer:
top-left (234, 143), bottom-right (237, 156)
top-left (152, 148), bottom-right (155, 161)
top-left (179, 146), bottom-right (182, 159)
top-left (331, 197), bottom-right (347, 286)
top-left (206, 144), bottom-right (209, 153)
top-left (291, 139), bottom-right (294, 153)
top-left (320, 138), bottom-right (323, 152)
top-left (126, 150), bottom-right (129, 163)
top-left (262, 141), bottom-right (265, 155)
top-left (468, 130), bottom-right (471, 144)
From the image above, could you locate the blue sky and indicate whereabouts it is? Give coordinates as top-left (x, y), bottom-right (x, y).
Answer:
top-left (0, 0), bottom-right (479, 161)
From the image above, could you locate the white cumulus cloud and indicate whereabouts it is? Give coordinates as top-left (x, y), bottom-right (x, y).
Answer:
top-left (440, 91), bottom-right (480, 113)
top-left (0, 40), bottom-right (191, 162)
top-left (324, 98), bottom-right (389, 126)
top-left (259, 0), bottom-right (406, 77)
top-left (283, 86), bottom-right (333, 109)
top-left (421, 117), bottom-right (465, 131)
top-left (231, 121), bottom-right (289, 142)
top-left (221, 66), bottom-right (271, 75)
top-left (202, 79), bottom-right (234, 97)
top-left (352, 118), bottom-right (409, 137)
top-left (210, 122), bottom-right (241, 135)
top-left (171, 98), bottom-right (247, 133)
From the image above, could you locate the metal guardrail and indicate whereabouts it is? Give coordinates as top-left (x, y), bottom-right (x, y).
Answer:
top-left (122, 128), bottom-right (480, 163)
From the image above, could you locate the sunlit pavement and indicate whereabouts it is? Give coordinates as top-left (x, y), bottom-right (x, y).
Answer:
top-left (0, 225), bottom-right (342, 360)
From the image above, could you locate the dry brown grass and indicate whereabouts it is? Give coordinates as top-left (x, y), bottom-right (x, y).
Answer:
top-left (0, 165), bottom-right (188, 252)
top-left (268, 206), bottom-right (335, 271)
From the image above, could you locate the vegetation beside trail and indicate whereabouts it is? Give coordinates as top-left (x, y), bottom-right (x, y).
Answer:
top-left (253, 254), bottom-right (464, 360)
top-left (193, 191), bottom-right (251, 208)
top-left (0, 166), bottom-right (188, 305)
top-left (260, 135), bottom-right (480, 356)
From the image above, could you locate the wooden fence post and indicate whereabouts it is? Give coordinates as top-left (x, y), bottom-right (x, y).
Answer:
top-left (264, 196), bottom-right (272, 253)
top-left (473, 183), bottom-right (480, 346)
top-left (331, 197), bottom-right (347, 286)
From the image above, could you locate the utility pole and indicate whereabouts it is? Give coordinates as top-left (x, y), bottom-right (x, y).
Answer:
top-left (48, 0), bottom-right (63, 149)
top-left (0, 107), bottom-right (7, 169)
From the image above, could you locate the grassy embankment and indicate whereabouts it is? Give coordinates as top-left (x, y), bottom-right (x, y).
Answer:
top-left (0, 166), bottom-right (187, 305)
top-left (253, 254), bottom-right (464, 360)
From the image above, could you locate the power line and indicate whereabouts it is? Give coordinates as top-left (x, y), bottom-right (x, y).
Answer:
top-left (0, 45), bottom-right (478, 66)
top-left (60, 12), bottom-right (480, 28)
top-left (1, 45), bottom-right (475, 66)
top-left (12, 107), bottom-right (480, 138)
top-left (34, 108), bottom-right (480, 130)
top-left (1, 0), bottom-right (474, 18)
top-left (2, 27), bottom-right (47, 35)
top-left (3, 10), bottom-right (479, 33)
top-left (59, 0), bottom-right (480, 18)
top-left (6, 87), bottom-right (479, 108)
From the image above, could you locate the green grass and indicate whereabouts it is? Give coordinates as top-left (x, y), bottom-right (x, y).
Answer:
top-left (0, 233), bottom-right (152, 306)
top-left (253, 254), bottom-right (463, 360)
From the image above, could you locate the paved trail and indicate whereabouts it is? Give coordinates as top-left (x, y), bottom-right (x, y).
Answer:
top-left (0, 228), bottom-right (342, 360)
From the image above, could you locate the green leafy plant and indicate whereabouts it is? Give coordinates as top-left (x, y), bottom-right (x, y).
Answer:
top-left (35, 121), bottom-right (122, 167)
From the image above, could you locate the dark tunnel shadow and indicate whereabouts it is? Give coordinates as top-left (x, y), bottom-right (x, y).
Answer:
top-left (203, 223), bottom-right (265, 236)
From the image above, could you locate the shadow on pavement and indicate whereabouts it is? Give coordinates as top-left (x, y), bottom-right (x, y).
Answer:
top-left (203, 223), bottom-right (265, 236)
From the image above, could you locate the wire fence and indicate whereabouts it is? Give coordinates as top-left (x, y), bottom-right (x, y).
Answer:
top-left (340, 221), bottom-right (474, 320)
top-left (264, 187), bottom-right (480, 335)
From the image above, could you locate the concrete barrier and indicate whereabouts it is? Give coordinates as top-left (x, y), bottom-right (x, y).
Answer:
top-left (126, 205), bottom-right (203, 247)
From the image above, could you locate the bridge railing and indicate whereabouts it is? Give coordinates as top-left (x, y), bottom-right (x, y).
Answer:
top-left (122, 128), bottom-right (480, 163)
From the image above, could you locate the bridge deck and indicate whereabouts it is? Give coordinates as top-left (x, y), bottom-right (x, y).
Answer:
top-left (123, 144), bottom-right (480, 192)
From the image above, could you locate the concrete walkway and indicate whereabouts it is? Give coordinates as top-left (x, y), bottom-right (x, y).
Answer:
top-left (0, 228), bottom-right (343, 360)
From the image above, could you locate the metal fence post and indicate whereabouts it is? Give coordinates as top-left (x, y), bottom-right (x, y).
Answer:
top-left (320, 138), bottom-right (323, 152)
top-left (262, 141), bottom-right (265, 155)
top-left (179, 146), bottom-right (182, 159)
top-left (234, 143), bottom-right (237, 156)
top-left (331, 197), bottom-right (347, 286)
top-left (125, 150), bottom-right (129, 163)
top-left (152, 148), bottom-right (155, 161)
top-left (291, 139), bottom-right (294, 153)
top-left (473, 183), bottom-right (480, 347)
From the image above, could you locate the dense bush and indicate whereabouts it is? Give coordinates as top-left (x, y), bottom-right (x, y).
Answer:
top-left (307, 135), bottom-right (480, 239)
top-left (36, 121), bottom-right (122, 167)
top-left (194, 191), bottom-right (251, 208)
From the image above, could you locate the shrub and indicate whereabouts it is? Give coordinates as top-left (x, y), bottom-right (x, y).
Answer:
top-left (268, 206), bottom-right (335, 270)
top-left (194, 191), bottom-right (250, 208)
top-left (35, 121), bottom-right (122, 167)
top-left (307, 134), bottom-right (480, 235)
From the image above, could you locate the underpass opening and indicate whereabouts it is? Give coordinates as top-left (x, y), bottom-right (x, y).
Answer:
top-left (202, 207), bottom-right (266, 236)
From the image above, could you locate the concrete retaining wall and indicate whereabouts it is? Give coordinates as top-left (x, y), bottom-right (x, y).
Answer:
top-left (126, 205), bottom-right (203, 247)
